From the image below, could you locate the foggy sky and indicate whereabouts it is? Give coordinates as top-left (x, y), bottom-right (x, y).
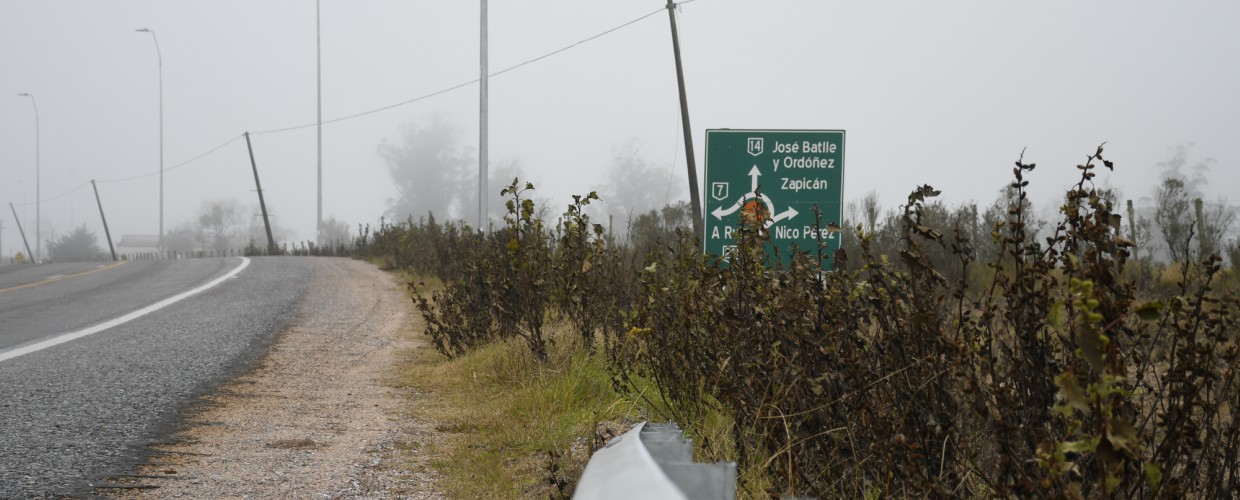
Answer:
top-left (3, 1), bottom-right (1239, 258)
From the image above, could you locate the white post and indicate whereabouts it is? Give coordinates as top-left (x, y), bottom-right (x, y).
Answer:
top-left (479, 0), bottom-right (489, 230)
top-left (17, 93), bottom-right (39, 262)
top-left (316, 0), bottom-right (324, 245)
top-left (135, 28), bottom-right (163, 256)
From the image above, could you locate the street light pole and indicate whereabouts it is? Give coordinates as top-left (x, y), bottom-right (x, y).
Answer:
top-left (17, 92), bottom-right (40, 262)
top-left (136, 28), bottom-right (164, 256)
top-left (479, 0), bottom-right (488, 231)
top-left (69, 167), bottom-right (75, 227)
top-left (316, 0), bottom-right (323, 246)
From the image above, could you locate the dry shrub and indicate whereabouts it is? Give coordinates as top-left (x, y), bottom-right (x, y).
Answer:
top-left (620, 146), bottom-right (1240, 497)
top-left (360, 147), bottom-right (1240, 498)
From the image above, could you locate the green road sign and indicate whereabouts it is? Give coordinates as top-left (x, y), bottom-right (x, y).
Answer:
top-left (703, 129), bottom-right (845, 267)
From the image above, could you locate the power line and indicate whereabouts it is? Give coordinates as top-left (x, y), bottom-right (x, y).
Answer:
top-left (8, 4), bottom-right (684, 205)
top-left (11, 182), bottom-right (89, 207)
top-left (96, 134), bottom-right (243, 184)
top-left (252, 6), bottom-right (666, 136)
top-left (250, 80), bottom-right (478, 136)
top-left (12, 134), bottom-right (245, 208)
top-left (490, 6), bottom-right (664, 79)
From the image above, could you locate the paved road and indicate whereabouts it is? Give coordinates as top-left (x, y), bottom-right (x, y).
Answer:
top-left (0, 257), bottom-right (317, 498)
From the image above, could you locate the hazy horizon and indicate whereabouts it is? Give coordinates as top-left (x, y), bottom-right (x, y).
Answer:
top-left (4, 1), bottom-right (1239, 258)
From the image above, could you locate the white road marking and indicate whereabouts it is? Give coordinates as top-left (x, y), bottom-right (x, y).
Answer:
top-left (0, 257), bottom-right (251, 363)
top-left (0, 261), bottom-right (128, 294)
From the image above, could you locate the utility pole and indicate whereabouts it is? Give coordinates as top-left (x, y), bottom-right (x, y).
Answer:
top-left (69, 168), bottom-right (75, 227)
top-left (17, 93), bottom-right (40, 261)
top-left (244, 132), bottom-right (278, 254)
top-left (91, 180), bottom-right (118, 261)
top-left (9, 203), bottom-right (33, 263)
top-left (1195, 197), bottom-right (1205, 258)
top-left (316, 0), bottom-right (323, 246)
top-left (134, 28), bottom-right (163, 256)
top-left (478, 0), bottom-right (489, 231)
top-left (665, 0), bottom-right (702, 238)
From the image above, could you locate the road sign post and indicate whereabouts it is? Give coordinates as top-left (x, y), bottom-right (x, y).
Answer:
top-left (703, 129), bottom-right (845, 268)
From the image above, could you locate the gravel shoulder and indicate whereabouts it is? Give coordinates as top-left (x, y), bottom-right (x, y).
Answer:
top-left (101, 257), bottom-right (443, 499)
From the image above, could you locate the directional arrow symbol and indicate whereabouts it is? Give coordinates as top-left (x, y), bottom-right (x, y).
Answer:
top-left (712, 198), bottom-right (744, 220)
top-left (766, 206), bottom-right (799, 228)
top-left (749, 165), bottom-right (761, 192)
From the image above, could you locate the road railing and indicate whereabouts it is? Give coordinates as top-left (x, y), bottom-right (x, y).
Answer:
top-left (573, 421), bottom-right (736, 500)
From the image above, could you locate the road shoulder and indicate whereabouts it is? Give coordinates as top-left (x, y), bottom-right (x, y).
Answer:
top-left (101, 257), bottom-right (444, 498)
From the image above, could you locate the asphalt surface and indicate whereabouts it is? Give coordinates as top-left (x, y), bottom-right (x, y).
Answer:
top-left (0, 257), bottom-right (316, 498)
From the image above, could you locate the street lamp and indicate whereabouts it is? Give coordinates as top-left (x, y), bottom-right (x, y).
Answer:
top-left (136, 27), bottom-right (163, 255)
top-left (17, 92), bottom-right (39, 262)
top-left (316, 1), bottom-right (323, 246)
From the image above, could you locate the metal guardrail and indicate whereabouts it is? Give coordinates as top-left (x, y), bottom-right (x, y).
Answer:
top-left (574, 422), bottom-right (736, 500)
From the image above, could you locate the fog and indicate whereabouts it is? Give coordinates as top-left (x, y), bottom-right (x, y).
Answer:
top-left (3, 1), bottom-right (1239, 259)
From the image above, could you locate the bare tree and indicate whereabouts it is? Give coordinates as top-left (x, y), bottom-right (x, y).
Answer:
top-left (379, 119), bottom-right (473, 221)
top-left (1154, 177), bottom-right (1193, 262)
top-left (977, 183), bottom-right (1042, 264)
top-left (165, 222), bottom-right (201, 254)
top-left (317, 216), bottom-right (352, 247)
top-left (860, 190), bottom-right (882, 234)
top-left (1227, 238), bottom-right (1240, 270)
top-left (1157, 143), bottom-right (1212, 194)
top-left (1197, 198), bottom-right (1236, 259)
top-left (593, 140), bottom-right (683, 228)
top-left (457, 157), bottom-right (528, 229)
top-left (1151, 144), bottom-right (1228, 263)
top-left (198, 199), bottom-right (245, 253)
top-left (1125, 205), bottom-right (1155, 262)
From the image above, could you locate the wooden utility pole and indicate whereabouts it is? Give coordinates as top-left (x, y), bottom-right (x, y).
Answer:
top-left (244, 132), bottom-right (278, 254)
top-left (9, 203), bottom-right (33, 262)
top-left (1195, 197), bottom-right (1205, 258)
top-left (91, 180), bottom-right (118, 261)
top-left (666, 0), bottom-right (703, 238)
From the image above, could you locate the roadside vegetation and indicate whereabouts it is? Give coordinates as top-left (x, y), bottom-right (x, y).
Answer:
top-left (393, 323), bottom-right (645, 498)
top-left (356, 145), bottom-right (1240, 498)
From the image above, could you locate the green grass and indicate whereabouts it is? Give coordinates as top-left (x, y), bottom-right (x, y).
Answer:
top-left (388, 278), bottom-right (776, 498)
top-left (394, 319), bottom-right (647, 498)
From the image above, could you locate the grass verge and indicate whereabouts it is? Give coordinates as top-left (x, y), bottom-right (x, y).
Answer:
top-left (393, 309), bottom-right (642, 498)
top-left (386, 273), bottom-right (767, 498)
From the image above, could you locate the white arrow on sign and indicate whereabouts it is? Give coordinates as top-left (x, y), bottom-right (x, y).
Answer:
top-left (712, 192), bottom-right (775, 220)
top-left (768, 206), bottom-right (798, 227)
top-left (710, 164), bottom-right (799, 227)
